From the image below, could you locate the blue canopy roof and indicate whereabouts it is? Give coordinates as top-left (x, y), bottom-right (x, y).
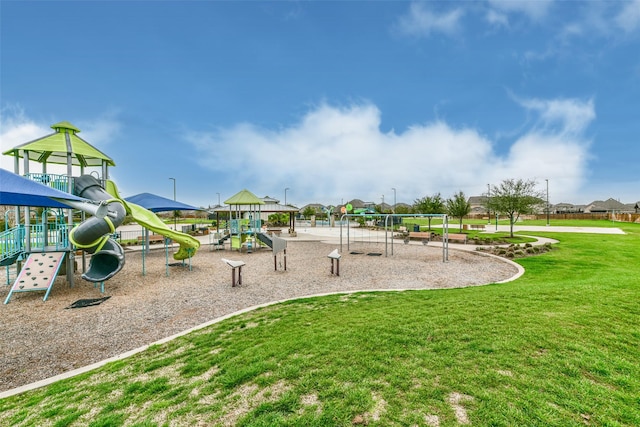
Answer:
top-left (124, 192), bottom-right (199, 213)
top-left (0, 168), bottom-right (85, 208)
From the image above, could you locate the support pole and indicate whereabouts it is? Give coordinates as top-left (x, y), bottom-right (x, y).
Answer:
top-left (328, 249), bottom-right (341, 276)
top-left (232, 266), bottom-right (242, 286)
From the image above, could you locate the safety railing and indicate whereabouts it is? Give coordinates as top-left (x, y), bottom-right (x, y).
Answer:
top-left (25, 173), bottom-right (74, 193)
top-left (0, 226), bottom-right (26, 265)
top-left (27, 223), bottom-right (71, 251)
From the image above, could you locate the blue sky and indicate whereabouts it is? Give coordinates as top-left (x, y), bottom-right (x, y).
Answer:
top-left (2, 0), bottom-right (639, 208)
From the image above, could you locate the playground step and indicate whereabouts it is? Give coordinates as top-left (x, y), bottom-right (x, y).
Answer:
top-left (4, 252), bottom-right (66, 304)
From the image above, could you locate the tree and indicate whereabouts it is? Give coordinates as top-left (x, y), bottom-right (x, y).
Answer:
top-left (413, 193), bottom-right (445, 230)
top-left (446, 191), bottom-right (471, 232)
top-left (302, 206), bottom-right (316, 219)
top-left (395, 204), bottom-right (411, 215)
top-left (487, 178), bottom-right (545, 237)
top-left (268, 213), bottom-right (287, 226)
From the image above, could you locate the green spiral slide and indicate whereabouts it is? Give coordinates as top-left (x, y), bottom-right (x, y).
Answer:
top-left (105, 180), bottom-right (200, 260)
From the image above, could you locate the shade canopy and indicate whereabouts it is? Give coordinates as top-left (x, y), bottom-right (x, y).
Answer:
top-left (224, 189), bottom-right (264, 205)
top-left (0, 168), bottom-right (85, 208)
top-left (2, 121), bottom-right (115, 168)
top-left (124, 192), bottom-right (199, 213)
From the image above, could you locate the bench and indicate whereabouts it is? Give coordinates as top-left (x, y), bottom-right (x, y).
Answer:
top-left (469, 224), bottom-right (486, 231)
top-left (445, 233), bottom-right (468, 244)
top-left (138, 234), bottom-right (165, 245)
top-left (405, 231), bottom-right (433, 246)
top-left (267, 228), bottom-right (282, 236)
top-left (408, 232), bottom-right (433, 240)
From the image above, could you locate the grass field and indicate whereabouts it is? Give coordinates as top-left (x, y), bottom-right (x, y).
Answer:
top-left (0, 222), bottom-right (638, 426)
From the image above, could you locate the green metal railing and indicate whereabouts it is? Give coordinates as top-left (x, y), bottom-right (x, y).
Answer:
top-left (0, 226), bottom-right (25, 266)
top-left (25, 172), bottom-right (74, 193)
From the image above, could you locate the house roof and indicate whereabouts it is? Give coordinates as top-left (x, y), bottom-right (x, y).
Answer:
top-left (300, 203), bottom-right (325, 211)
top-left (208, 195), bottom-right (298, 213)
top-left (261, 195), bottom-right (280, 204)
top-left (467, 196), bottom-right (487, 206)
top-left (585, 198), bottom-right (628, 212)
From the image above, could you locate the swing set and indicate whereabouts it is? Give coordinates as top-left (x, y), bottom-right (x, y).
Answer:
top-left (338, 213), bottom-right (451, 262)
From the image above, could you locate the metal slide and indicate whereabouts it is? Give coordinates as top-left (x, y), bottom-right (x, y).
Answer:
top-left (257, 232), bottom-right (288, 271)
top-left (68, 175), bottom-right (126, 282)
top-left (257, 233), bottom-right (287, 254)
top-left (256, 232), bottom-right (273, 248)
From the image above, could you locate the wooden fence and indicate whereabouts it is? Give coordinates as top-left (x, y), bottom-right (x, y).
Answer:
top-left (469, 213), bottom-right (640, 223)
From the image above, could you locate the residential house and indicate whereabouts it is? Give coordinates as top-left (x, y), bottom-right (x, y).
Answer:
top-left (584, 198), bottom-right (630, 213)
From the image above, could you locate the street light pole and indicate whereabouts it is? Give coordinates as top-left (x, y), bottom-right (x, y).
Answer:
top-left (391, 187), bottom-right (396, 213)
top-left (169, 177), bottom-right (176, 230)
top-left (216, 192), bottom-right (221, 207)
top-left (487, 183), bottom-right (491, 224)
top-left (284, 187), bottom-right (289, 206)
top-left (546, 179), bottom-right (550, 226)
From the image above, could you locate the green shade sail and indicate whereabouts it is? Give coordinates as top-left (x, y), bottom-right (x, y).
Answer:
top-left (2, 121), bottom-right (115, 167)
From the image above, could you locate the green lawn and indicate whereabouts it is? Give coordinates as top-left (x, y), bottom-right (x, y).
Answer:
top-left (1, 224), bottom-right (639, 426)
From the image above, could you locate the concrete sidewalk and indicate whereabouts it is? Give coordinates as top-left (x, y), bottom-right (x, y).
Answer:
top-left (480, 224), bottom-right (625, 234)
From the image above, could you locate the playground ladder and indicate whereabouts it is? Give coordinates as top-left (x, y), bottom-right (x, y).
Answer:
top-left (4, 252), bottom-right (66, 304)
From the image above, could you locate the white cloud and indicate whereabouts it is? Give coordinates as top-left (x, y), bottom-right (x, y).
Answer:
top-left (487, 0), bottom-right (553, 21)
top-left (0, 107), bottom-right (51, 171)
top-left (0, 101), bottom-right (599, 206)
top-left (395, 2), bottom-right (464, 38)
top-left (0, 107), bottom-right (122, 174)
top-left (516, 97), bottom-right (596, 135)
top-left (616, 0), bottom-right (640, 33)
top-left (486, 10), bottom-right (509, 28)
top-left (501, 133), bottom-right (590, 198)
top-left (186, 100), bottom-right (594, 204)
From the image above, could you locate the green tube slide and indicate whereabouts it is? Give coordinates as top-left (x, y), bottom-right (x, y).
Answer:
top-left (104, 180), bottom-right (200, 260)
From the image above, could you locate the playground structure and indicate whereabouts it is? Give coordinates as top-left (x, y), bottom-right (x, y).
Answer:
top-left (1, 122), bottom-right (199, 302)
top-left (216, 189), bottom-right (288, 269)
top-left (225, 189), bottom-right (264, 252)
